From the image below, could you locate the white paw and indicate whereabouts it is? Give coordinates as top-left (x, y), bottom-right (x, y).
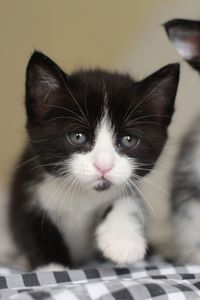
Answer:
top-left (35, 263), bottom-right (65, 272)
top-left (96, 221), bottom-right (146, 265)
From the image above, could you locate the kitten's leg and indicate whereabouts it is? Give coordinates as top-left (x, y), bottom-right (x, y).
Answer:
top-left (35, 263), bottom-right (66, 272)
top-left (173, 200), bottom-right (200, 263)
top-left (10, 189), bottom-right (71, 270)
top-left (96, 197), bottom-right (146, 264)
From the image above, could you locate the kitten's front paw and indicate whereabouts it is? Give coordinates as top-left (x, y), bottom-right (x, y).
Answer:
top-left (96, 222), bottom-right (146, 265)
top-left (35, 263), bottom-right (65, 272)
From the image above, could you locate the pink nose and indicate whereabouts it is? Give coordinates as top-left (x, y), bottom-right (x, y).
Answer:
top-left (93, 150), bottom-right (114, 175)
top-left (94, 164), bottom-right (113, 175)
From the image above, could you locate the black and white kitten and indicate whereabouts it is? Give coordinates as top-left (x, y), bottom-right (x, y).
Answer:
top-left (165, 19), bottom-right (200, 262)
top-left (10, 51), bottom-right (179, 269)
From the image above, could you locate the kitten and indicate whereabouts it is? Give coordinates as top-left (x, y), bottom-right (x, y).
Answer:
top-left (9, 51), bottom-right (179, 269)
top-left (165, 19), bottom-right (200, 262)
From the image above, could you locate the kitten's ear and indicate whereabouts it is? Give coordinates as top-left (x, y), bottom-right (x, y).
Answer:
top-left (26, 51), bottom-right (67, 122)
top-left (164, 19), bottom-right (200, 72)
top-left (139, 64), bottom-right (180, 124)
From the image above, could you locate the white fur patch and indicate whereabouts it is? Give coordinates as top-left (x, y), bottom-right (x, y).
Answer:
top-left (96, 196), bottom-right (146, 264)
top-left (173, 40), bottom-right (196, 60)
top-left (35, 263), bottom-right (65, 272)
top-left (37, 175), bottom-right (118, 264)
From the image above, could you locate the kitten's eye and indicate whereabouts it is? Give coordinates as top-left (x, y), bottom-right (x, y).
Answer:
top-left (119, 135), bottom-right (139, 149)
top-left (68, 133), bottom-right (87, 145)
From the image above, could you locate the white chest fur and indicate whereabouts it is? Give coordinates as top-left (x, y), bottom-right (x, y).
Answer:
top-left (36, 175), bottom-right (118, 264)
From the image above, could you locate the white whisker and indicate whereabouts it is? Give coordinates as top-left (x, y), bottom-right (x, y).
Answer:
top-left (127, 178), bottom-right (157, 218)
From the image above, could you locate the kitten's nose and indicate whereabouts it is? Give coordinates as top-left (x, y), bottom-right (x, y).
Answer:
top-left (93, 150), bottom-right (114, 175)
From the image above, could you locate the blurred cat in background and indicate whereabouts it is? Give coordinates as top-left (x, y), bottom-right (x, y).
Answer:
top-left (165, 19), bottom-right (200, 262)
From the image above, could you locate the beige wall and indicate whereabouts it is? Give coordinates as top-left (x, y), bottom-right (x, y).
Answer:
top-left (0, 0), bottom-right (163, 183)
top-left (1, 0), bottom-right (200, 245)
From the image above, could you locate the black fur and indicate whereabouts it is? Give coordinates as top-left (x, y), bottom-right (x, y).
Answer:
top-left (10, 147), bottom-right (72, 269)
top-left (9, 52), bottom-right (179, 269)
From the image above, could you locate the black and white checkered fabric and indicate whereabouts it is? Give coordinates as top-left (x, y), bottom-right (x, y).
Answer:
top-left (1, 257), bottom-right (200, 299)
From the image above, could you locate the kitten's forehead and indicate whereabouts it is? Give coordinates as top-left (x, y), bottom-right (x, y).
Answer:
top-left (67, 71), bottom-right (137, 133)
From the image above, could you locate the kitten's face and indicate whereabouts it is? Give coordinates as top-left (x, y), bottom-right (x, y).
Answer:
top-left (26, 52), bottom-right (179, 192)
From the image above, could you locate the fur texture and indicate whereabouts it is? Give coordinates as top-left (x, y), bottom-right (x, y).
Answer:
top-left (9, 51), bottom-right (179, 269)
top-left (165, 19), bottom-right (200, 262)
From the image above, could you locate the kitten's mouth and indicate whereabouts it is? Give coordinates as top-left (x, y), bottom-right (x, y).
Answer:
top-left (94, 179), bottom-right (112, 192)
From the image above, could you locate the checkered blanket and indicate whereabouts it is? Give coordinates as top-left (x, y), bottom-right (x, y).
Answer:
top-left (1, 257), bottom-right (200, 300)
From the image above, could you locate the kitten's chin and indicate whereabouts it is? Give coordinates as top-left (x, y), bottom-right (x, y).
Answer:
top-left (93, 179), bottom-right (112, 192)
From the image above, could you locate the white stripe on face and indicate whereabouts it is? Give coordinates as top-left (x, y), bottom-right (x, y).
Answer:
top-left (92, 114), bottom-right (115, 175)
